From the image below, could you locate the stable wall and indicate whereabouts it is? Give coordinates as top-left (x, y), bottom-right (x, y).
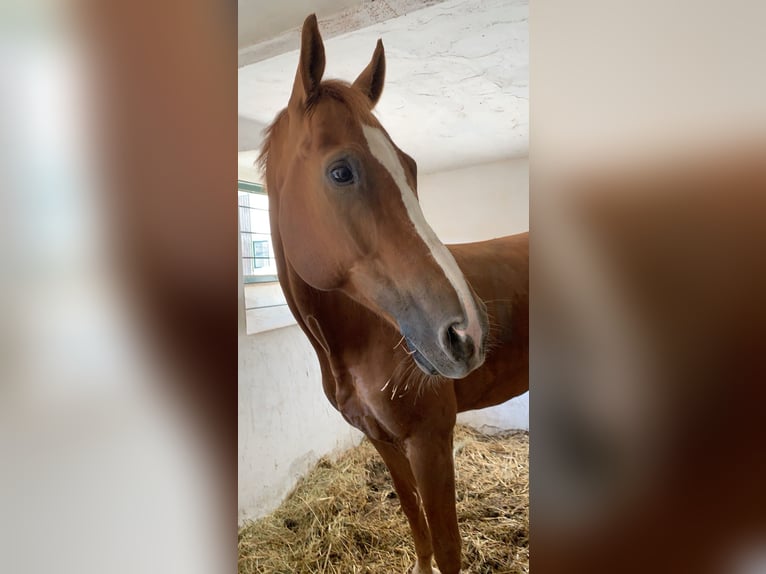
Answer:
top-left (418, 157), bottom-right (529, 244)
top-left (238, 316), bottom-right (362, 522)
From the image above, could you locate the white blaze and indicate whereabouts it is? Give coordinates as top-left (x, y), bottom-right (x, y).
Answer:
top-left (361, 124), bottom-right (482, 347)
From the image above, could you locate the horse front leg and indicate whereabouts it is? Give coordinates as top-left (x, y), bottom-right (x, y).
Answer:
top-left (406, 430), bottom-right (462, 574)
top-left (370, 437), bottom-right (441, 574)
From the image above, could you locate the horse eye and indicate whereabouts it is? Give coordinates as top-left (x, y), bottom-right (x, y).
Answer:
top-left (328, 162), bottom-right (355, 186)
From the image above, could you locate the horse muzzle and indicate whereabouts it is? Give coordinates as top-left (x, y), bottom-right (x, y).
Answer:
top-left (400, 314), bottom-right (486, 379)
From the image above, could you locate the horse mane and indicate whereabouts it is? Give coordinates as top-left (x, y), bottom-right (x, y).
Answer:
top-left (257, 80), bottom-right (377, 175)
top-left (256, 111), bottom-right (285, 175)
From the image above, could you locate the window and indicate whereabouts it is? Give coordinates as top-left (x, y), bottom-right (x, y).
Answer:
top-left (252, 240), bottom-right (269, 269)
top-left (238, 181), bottom-right (277, 283)
top-left (239, 180), bottom-right (293, 333)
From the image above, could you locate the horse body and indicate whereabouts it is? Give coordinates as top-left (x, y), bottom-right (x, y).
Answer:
top-left (259, 15), bottom-right (528, 573)
top-left (451, 235), bottom-right (529, 413)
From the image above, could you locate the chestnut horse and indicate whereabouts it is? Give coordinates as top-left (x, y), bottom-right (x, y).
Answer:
top-left (258, 14), bottom-right (528, 574)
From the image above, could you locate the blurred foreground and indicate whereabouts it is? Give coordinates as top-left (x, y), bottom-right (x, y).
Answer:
top-left (0, 1), bottom-right (236, 572)
top-left (532, 2), bottom-right (766, 571)
top-left (533, 143), bottom-right (766, 573)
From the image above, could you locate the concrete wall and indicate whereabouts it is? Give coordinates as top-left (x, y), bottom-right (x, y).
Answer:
top-left (418, 157), bottom-right (530, 432)
top-left (238, 322), bottom-right (362, 522)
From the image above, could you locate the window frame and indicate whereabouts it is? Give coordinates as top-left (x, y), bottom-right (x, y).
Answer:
top-left (238, 180), bottom-right (278, 284)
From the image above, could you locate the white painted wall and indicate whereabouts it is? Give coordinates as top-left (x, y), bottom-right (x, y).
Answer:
top-left (238, 322), bottom-right (362, 522)
top-left (418, 157), bottom-right (529, 243)
top-left (418, 157), bottom-right (530, 432)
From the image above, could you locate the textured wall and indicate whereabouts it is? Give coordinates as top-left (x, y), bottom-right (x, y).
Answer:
top-left (238, 324), bottom-right (362, 522)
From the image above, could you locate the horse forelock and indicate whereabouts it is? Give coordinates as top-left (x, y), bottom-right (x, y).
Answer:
top-left (308, 80), bottom-right (375, 120)
top-left (258, 80), bottom-right (377, 179)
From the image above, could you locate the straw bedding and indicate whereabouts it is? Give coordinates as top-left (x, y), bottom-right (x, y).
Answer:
top-left (238, 425), bottom-right (528, 574)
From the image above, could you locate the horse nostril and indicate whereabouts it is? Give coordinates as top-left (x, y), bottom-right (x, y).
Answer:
top-left (443, 322), bottom-right (475, 363)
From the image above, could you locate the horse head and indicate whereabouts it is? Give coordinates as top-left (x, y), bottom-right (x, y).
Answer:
top-left (262, 14), bottom-right (489, 379)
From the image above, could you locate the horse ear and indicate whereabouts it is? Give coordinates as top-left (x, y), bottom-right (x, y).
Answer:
top-left (353, 39), bottom-right (386, 107)
top-left (289, 14), bottom-right (326, 110)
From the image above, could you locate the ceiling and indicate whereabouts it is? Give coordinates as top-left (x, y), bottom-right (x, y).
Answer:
top-left (238, 0), bottom-right (363, 50)
top-left (238, 0), bottom-right (528, 175)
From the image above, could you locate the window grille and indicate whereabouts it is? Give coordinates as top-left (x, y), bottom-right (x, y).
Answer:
top-left (238, 181), bottom-right (277, 283)
top-left (239, 180), bottom-right (291, 330)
